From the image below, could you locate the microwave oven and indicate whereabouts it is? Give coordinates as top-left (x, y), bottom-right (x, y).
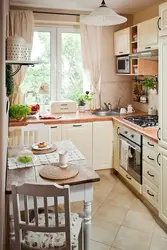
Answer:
top-left (116, 56), bottom-right (130, 74)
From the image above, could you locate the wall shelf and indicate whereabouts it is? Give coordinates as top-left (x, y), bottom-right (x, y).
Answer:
top-left (5, 60), bottom-right (39, 76)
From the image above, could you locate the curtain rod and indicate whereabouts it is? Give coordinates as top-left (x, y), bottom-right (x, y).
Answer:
top-left (33, 11), bottom-right (80, 17)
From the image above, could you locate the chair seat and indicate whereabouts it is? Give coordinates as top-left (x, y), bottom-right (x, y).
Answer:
top-left (22, 213), bottom-right (83, 249)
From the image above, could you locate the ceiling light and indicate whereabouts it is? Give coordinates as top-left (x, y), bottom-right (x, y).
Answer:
top-left (80, 0), bottom-right (127, 26)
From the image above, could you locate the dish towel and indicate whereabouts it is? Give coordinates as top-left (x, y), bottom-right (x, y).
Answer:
top-left (120, 140), bottom-right (129, 171)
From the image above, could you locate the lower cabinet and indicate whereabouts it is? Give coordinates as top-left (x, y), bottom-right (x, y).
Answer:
top-left (49, 125), bottom-right (62, 143)
top-left (159, 147), bottom-right (167, 224)
top-left (93, 121), bottom-right (113, 170)
top-left (62, 123), bottom-right (93, 168)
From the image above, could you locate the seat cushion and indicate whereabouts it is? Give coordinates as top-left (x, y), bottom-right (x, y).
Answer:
top-left (22, 213), bottom-right (82, 249)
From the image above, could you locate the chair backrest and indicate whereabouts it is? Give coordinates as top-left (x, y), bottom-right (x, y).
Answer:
top-left (12, 183), bottom-right (71, 250)
top-left (21, 124), bottom-right (50, 146)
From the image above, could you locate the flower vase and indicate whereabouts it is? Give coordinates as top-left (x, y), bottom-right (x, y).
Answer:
top-left (78, 106), bottom-right (85, 112)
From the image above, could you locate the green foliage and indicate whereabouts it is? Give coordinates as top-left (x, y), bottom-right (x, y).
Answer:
top-left (78, 91), bottom-right (94, 102)
top-left (78, 98), bottom-right (86, 106)
top-left (9, 104), bottom-right (30, 119)
top-left (6, 65), bottom-right (14, 97)
top-left (141, 78), bottom-right (155, 90)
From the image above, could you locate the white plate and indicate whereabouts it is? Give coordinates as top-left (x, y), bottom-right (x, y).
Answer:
top-left (32, 143), bottom-right (52, 151)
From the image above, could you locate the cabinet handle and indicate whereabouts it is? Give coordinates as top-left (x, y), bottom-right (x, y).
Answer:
top-left (126, 175), bottom-right (131, 180)
top-left (147, 171), bottom-right (155, 178)
top-left (147, 142), bottom-right (154, 147)
top-left (117, 127), bottom-right (120, 135)
top-left (145, 46), bottom-right (151, 49)
top-left (119, 52), bottom-right (123, 54)
top-left (131, 135), bottom-right (135, 138)
top-left (51, 126), bottom-right (58, 129)
top-left (157, 128), bottom-right (161, 140)
top-left (73, 124), bottom-right (82, 127)
top-left (157, 17), bottom-right (161, 31)
top-left (147, 190), bottom-right (154, 197)
top-left (147, 155), bottom-right (154, 161)
top-left (157, 153), bottom-right (161, 166)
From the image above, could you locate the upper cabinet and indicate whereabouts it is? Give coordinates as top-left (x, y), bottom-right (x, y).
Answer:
top-left (159, 2), bottom-right (167, 37)
top-left (138, 17), bottom-right (159, 52)
top-left (114, 27), bottom-right (131, 56)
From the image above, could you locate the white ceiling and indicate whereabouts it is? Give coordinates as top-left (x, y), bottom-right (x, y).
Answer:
top-left (10, 0), bottom-right (161, 14)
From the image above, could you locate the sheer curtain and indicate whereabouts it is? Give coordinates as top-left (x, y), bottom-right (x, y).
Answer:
top-left (9, 10), bottom-right (34, 104)
top-left (80, 24), bottom-right (102, 110)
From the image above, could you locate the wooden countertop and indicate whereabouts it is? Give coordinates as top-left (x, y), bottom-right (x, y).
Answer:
top-left (9, 111), bottom-right (158, 142)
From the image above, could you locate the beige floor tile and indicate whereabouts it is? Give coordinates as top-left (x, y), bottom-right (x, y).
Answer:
top-left (106, 187), bottom-right (135, 209)
top-left (150, 236), bottom-right (167, 250)
top-left (122, 209), bottom-right (155, 233)
top-left (130, 197), bottom-right (153, 215)
top-left (153, 223), bottom-right (167, 239)
top-left (110, 248), bottom-right (120, 250)
top-left (94, 203), bottom-right (128, 225)
top-left (113, 226), bottom-right (152, 250)
top-left (91, 218), bottom-right (120, 245)
top-left (90, 240), bottom-right (111, 250)
top-left (94, 173), bottom-right (118, 190)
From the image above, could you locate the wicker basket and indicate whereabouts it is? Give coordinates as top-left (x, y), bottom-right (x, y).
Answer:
top-left (24, 44), bottom-right (31, 61)
top-left (7, 36), bottom-right (26, 61)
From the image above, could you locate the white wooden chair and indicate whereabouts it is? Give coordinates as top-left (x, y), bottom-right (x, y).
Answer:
top-left (12, 183), bottom-right (83, 250)
top-left (21, 124), bottom-right (51, 146)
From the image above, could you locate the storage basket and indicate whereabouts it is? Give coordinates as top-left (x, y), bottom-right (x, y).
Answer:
top-left (7, 36), bottom-right (26, 61)
top-left (24, 44), bottom-right (31, 61)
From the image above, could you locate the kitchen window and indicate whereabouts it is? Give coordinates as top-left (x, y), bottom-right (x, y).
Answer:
top-left (21, 26), bottom-right (88, 105)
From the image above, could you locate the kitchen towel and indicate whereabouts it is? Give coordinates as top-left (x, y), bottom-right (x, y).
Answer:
top-left (120, 140), bottom-right (129, 171)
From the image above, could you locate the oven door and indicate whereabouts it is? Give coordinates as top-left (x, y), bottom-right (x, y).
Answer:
top-left (119, 135), bottom-right (142, 184)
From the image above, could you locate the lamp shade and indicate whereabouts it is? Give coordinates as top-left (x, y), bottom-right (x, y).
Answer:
top-left (80, 0), bottom-right (127, 26)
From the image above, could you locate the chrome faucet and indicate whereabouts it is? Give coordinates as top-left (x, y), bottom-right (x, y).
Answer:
top-left (104, 102), bottom-right (112, 111)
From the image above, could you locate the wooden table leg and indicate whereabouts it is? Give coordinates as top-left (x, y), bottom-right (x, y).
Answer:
top-left (84, 201), bottom-right (92, 250)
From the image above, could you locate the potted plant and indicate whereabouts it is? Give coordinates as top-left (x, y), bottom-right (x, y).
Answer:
top-left (9, 104), bottom-right (30, 121)
top-left (78, 98), bottom-right (86, 112)
top-left (140, 78), bottom-right (155, 104)
top-left (78, 91), bottom-right (94, 111)
top-left (6, 65), bottom-right (14, 97)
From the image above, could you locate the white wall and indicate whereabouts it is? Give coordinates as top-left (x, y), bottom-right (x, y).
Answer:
top-left (0, 0), bottom-right (9, 249)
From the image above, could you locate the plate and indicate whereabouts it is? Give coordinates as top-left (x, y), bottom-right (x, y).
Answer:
top-left (32, 143), bottom-right (52, 151)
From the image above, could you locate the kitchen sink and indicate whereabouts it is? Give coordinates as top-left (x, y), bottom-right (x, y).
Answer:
top-left (92, 110), bottom-right (121, 116)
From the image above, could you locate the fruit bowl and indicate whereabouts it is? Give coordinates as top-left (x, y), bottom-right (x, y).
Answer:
top-left (28, 104), bottom-right (40, 116)
top-left (28, 110), bottom-right (39, 116)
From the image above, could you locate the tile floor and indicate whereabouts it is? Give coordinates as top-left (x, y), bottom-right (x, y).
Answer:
top-left (71, 170), bottom-right (167, 250)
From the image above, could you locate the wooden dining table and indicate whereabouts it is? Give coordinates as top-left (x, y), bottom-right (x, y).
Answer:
top-left (5, 140), bottom-right (100, 250)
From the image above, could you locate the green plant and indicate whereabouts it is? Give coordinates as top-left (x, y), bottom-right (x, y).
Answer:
top-left (78, 91), bottom-right (94, 102)
top-left (78, 98), bottom-right (86, 106)
top-left (6, 65), bottom-right (14, 97)
top-left (9, 104), bottom-right (30, 119)
top-left (141, 78), bottom-right (155, 90)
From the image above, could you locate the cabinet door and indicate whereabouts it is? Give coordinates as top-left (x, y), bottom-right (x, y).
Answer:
top-left (159, 36), bottom-right (167, 150)
top-left (159, 2), bottom-right (167, 37)
top-left (114, 27), bottom-right (130, 56)
top-left (159, 147), bottom-right (167, 224)
top-left (62, 123), bottom-right (92, 168)
top-left (113, 122), bottom-right (120, 172)
top-left (49, 125), bottom-right (61, 143)
top-left (138, 17), bottom-right (159, 52)
top-left (93, 121), bottom-right (113, 170)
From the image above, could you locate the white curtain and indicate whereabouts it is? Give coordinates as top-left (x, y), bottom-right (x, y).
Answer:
top-left (80, 24), bottom-right (102, 110)
top-left (9, 10), bottom-right (34, 104)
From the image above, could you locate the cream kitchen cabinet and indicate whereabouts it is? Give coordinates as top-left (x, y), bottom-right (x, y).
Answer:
top-left (159, 35), bottom-right (167, 150)
top-left (159, 2), bottom-right (167, 37)
top-left (62, 123), bottom-right (93, 168)
top-left (159, 147), bottom-right (167, 224)
top-left (138, 17), bottom-right (159, 52)
top-left (93, 121), bottom-right (113, 170)
top-left (114, 27), bottom-right (130, 56)
top-left (113, 122), bottom-right (120, 172)
top-left (49, 125), bottom-right (62, 143)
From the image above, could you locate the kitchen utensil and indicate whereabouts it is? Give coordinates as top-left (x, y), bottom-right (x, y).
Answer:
top-left (127, 104), bottom-right (135, 113)
top-left (120, 108), bottom-right (127, 114)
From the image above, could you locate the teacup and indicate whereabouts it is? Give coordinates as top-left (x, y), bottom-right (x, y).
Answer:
top-left (58, 150), bottom-right (68, 168)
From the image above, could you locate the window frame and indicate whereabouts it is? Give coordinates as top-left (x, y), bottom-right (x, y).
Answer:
top-left (32, 26), bottom-right (81, 102)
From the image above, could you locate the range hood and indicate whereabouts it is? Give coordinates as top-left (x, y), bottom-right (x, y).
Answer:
top-left (129, 49), bottom-right (158, 60)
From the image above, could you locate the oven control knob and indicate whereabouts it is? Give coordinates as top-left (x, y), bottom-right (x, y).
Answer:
top-left (131, 134), bottom-right (135, 138)
top-left (124, 131), bottom-right (128, 134)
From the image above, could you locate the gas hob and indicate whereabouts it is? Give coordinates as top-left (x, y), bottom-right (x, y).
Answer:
top-left (124, 115), bottom-right (158, 128)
